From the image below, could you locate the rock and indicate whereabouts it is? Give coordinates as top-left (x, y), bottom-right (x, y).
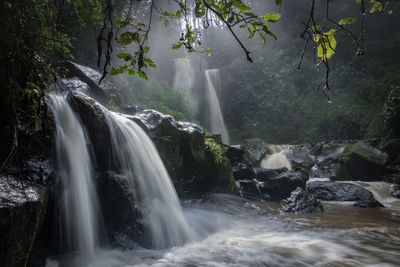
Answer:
top-left (307, 181), bottom-right (383, 207)
top-left (312, 142), bottom-right (347, 179)
top-left (241, 138), bottom-right (270, 166)
top-left (232, 162), bottom-right (256, 180)
top-left (285, 145), bottom-right (315, 171)
top-left (335, 142), bottom-right (388, 181)
top-left (258, 169), bottom-right (309, 200)
top-left (226, 145), bottom-right (245, 165)
top-left (66, 92), bottom-right (236, 196)
top-left (133, 109), bottom-right (236, 195)
top-left (255, 167), bottom-right (288, 181)
top-left (379, 139), bottom-right (400, 166)
top-left (390, 184), bottom-right (400, 199)
top-left (0, 175), bottom-right (48, 267)
top-left (64, 61), bottom-right (121, 105)
top-left (237, 180), bottom-right (261, 199)
top-left (281, 187), bottom-right (323, 213)
top-left (66, 91), bottom-right (112, 168)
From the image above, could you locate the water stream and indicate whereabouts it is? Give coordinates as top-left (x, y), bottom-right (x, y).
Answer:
top-left (204, 69), bottom-right (230, 144)
top-left (104, 111), bottom-right (194, 249)
top-left (48, 94), bottom-right (102, 263)
top-left (261, 145), bottom-right (292, 170)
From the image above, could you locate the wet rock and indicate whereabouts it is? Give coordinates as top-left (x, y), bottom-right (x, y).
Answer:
top-left (335, 142), bottom-right (388, 181)
top-left (67, 92), bottom-right (236, 196)
top-left (390, 184), bottom-right (400, 199)
top-left (226, 145), bottom-right (245, 165)
top-left (258, 169), bottom-right (309, 200)
top-left (379, 139), bottom-right (400, 166)
top-left (237, 180), bottom-right (261, 199)
top-left (66, 91), bottom-right (112, 168)
top-left (307, 181), bottom-right (383, 207)
top-left (281, 187), bottom-right (323, 213)
top-left (241, 138), bottom-right (270, 166)
top-left (312, 142), bottom-right (347, 179)
top-left (64, 61), bottom-right (121, 105)
top-left (0, 175), bottom-right (48, 267)
top-left (232, 162), bottom-right (256, 180)
top-left (255, 167), bottom-right (288, 181)
top-left (285, 145), bottom-right (315, 171)
top-left (133, 109), bottom-right (236, 195)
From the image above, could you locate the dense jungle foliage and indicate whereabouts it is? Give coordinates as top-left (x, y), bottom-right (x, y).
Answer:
top-left (1, 0), bottom-right (399, 155)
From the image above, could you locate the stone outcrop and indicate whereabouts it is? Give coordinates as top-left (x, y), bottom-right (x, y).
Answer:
top-left (281, 187), bottom-right (323, 213)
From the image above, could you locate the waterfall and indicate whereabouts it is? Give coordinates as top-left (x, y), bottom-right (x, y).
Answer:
top-left (48, 94), bottom-right (101, 260)
top-left (173, 58), bottom-right (197, 112)
top-left (261, 145), bottom-right (292, 170)
top-left (104, 111), bottom-right (193, 249)
top-left (204, 69), bottom-right (230, 144)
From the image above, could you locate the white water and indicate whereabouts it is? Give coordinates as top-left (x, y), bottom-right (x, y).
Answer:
top-left (204, 69), bottom-right (230, 144)
top-left (104, 111), bottom-right (193, 249)
top-left (261, 145), bottom-right (292, 170)
top-left (343, 181), bottom-right (400, 211)
top-left (48, 94), bottom-right (101, 261)
top-left (52, 193), bottom-right (400, 267)
top-left (173, 58), bottom-right (197, 112)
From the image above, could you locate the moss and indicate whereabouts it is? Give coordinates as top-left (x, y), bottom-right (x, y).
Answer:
top-left (379, 139), bottom-right (400, 165)
top-left (241, 138), bottom-right (268, 164)
top-left (205, 138), bottom-right (227, 165)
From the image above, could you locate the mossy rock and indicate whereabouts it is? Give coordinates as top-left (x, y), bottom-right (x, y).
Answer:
top-left (379, 139), bottom-right (400, 166)
top-left (241, 138), bottom-right (269, 166)
top-left (335, 142), bottom-right (388, 181)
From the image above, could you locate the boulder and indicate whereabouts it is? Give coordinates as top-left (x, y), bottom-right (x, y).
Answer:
top-left (236, 180), bottom-right (262, 200)
top-left (64, 61), bottom-right (121, 105)
top-left (226, 145), bottom-right (245, 165)
top-left (258, 169), bottom-right (309, 200)
top-left (232, 162), bottom-right (256, 180)
top-left (133, 109), bottom-right (236, 195)
top-left (255, 167), bottom-right (288, 181)
top-left (312, 142), bottom-right (347, 179)
top-left (0, 175), bottom-right (48, 267)
top-left (241, 138), bottom-right (270, 166)
top-left (390, 184), bottom-right (400, 199)
top-left (66, 92), bottom-right (236, 196)
top-left (307, 181), bottom-right (383, 207)
top-left (281, 187), bottom-right (323, 213)
top-left (335, 142), bottom-right (388, 181)
top-left (379, 139), bottom-right (400, 166)
top-left (285, 145), bottom-right (315, 171)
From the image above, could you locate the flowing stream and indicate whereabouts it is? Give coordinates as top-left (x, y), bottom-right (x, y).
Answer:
top-left (204, 69), bottom-right (230, 144)
top-left (261, 145), bottom-right (292, 170)
top-left (47, 94), bottom-right (400, 267)
top-left (48, 94), bottom-right (102, 263)
top-left (104, 111), bottom-right (193, 249)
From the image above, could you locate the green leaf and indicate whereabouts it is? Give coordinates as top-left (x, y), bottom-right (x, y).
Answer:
top-left (172, 42), bottom-right (183, 50)
top-left (338, 17), bottom-right (357, 25)
top-left (259, 32), bottom-right (266, 44)
top-left (195, 2), bottom-right (206, 18)
top-left (275, 0), bottom-right (283, 5)
top-left (232, 0), bottom-right (251, 12)
top-left (264, 13), bottom-right (281, 23)
top-left (117, 31), bottom-right (140, 45)
top-left (137, 70), bottom-right (148, 80)
top-left (116, 53), bottom-right (132, 61)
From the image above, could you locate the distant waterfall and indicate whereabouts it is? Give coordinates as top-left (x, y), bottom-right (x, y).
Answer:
top-left (173, 58), bottom-right (198, 112)
top-left (204, 69), bottom-right (230, 144)
top-left (261, 145), bottom-right (292, 170)
top-left (48, 94), bottom-right (101, 261)
top-left (104, 111), bottom-right (193, 249)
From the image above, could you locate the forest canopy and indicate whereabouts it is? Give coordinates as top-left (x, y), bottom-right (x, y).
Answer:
top-left (1, 0), bottom-right (399, 150)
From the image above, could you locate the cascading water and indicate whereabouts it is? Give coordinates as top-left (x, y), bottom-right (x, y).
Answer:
top-left (204, 69), bottom-right (230, 144)
top-left (104, 111), bottom-right (193, 249)
top-left (173, 58), bottom-right (197, 112)
top-left (48, 94), bottom-right (102, 261)
top-left (261, 145), bottom-right (292, 170)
